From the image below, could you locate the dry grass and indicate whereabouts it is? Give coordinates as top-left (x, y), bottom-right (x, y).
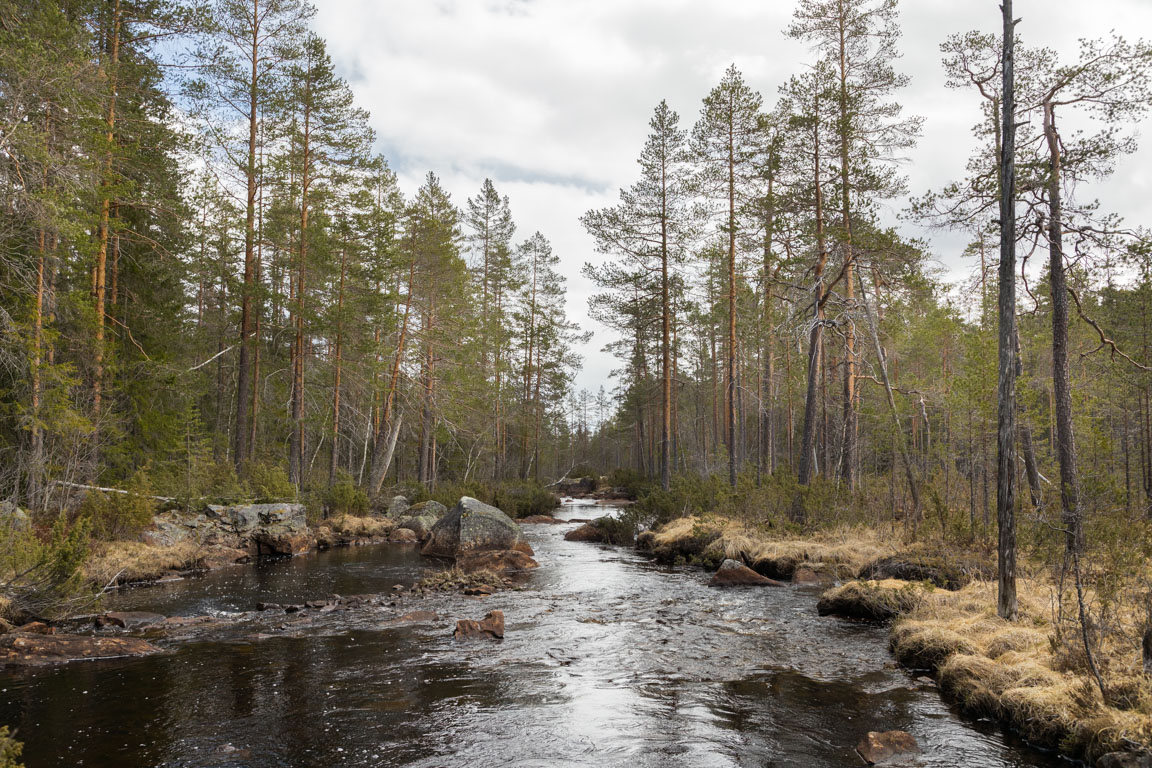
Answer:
top-left (85, 540), bottom-right (203, 586)
top-left (416, 566), bottom-right (505, 593)
top-left (817, 579), bottom-right (929, 621)
top-left (322, 515), bottom-right (394, 538)
top-left (883, 577), bottom-right (1152, 760)
top-left (646, 514), bottom-right (1152, 761)
top-left (646, 516), bottom-right (897, 578)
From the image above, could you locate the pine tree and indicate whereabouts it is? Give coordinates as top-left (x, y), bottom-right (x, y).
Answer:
top-left (691, 65), bottom-right (764, 487)
top-left (583, 100), bottom-right (694, 490)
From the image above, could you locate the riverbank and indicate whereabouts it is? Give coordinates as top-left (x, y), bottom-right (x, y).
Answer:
top-left (639, 515), bottom-right (1152, 766)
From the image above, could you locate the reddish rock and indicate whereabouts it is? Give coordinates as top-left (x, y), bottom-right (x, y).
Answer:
top-left (253, 530), bottom-right (313, 557)
top-left (389, 528), bottom-right (420, 543)
top-left (453, 610), bottom-right (505, 640)
top-left (563, 523), bottom-right (611, 543)
top-left (14, 621), bottom-right (54, 635)
top-left (464, 585), bottom-right (494, 596)
top-left (456, 550), bottom-right (539, 574)
top-left (0, 633), bottom-right (159, 666)
top-left (201, 546), bottom-right (251, 569)
top-left (856, 730), bottom-right (920, 765)
top-left (792, 566), bottom-right (830, 585)
top-left (710, 559), bottom-right (785, 587)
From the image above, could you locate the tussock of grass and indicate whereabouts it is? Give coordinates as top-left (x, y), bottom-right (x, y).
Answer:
top-left (817, 579), bottom-right (927, 621)
top-left (888, 577), bottom-right (1152, 761)
top-left (323, 515), bottom-right (394, 538)
top-left (416, 567), bottom-right (504, 593)
top-left (85, 540), bottom-right (203, 586)
top-left (646, 516), bottom-right (895, 577)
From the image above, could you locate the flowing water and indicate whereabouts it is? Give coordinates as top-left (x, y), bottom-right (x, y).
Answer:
top-left (0, 501), bottom-right (1066, 767)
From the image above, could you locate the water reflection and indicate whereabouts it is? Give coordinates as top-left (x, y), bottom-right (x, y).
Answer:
top-left (0, 500), bottom-right (1063, 767)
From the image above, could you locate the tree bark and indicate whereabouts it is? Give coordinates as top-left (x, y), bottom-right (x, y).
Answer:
top-left (996, 0), bottom-right (1019, 620)
top-left (796, 90), bottom-right (827, 522)
top-left (1043, 101), bottom-right (1085, 556)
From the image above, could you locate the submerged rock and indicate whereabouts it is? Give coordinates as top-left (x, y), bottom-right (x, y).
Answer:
top-left (422, 497), bottom-right (534, 560)
top-left (1098, 752), bottom-right (1152, 768)
top-left (855, 730), bottom-right (920, 765)
top-left (95, 611), bottom-right (165, 629)
top-left (453, 610), bottom-right (504, 640)
top-left (0, 633), bottom-right (160, 666)
top-left (710, 559), bottom-right (784, 587)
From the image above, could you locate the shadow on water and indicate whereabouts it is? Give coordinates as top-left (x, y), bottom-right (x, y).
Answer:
top-left (0, 500), bottom-right (1066, 767)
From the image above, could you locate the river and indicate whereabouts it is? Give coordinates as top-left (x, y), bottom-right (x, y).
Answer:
top-left (0, 501), bottom-right (1065, 767)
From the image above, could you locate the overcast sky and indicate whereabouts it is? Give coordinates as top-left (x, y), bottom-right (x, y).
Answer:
top-left (313, 0), bottom-right (1152, 396)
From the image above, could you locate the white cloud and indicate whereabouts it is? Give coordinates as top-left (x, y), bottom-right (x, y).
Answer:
top-left (313, 0), bottom-right (1152, 394)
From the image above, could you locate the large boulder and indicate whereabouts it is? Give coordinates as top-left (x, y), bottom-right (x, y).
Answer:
top-left (710, 559), bottom-right (785, 587)
top-left (386, 495), bottom-right (410, 519)
top-left (422, 497), bottom-right (534, 560)
top-left (149, 503), bottom-right (311, 559)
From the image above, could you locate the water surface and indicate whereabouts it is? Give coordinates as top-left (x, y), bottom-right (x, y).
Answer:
top-left (0, 501), bottom-right (1065, 767)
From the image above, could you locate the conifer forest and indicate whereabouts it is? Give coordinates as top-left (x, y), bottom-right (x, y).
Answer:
top-left (1, 1), bottom-right (1152, 767)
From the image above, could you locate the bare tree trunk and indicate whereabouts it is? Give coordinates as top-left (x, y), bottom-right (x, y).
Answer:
top-left (996, 0), bottom-right (1019, 620)
top-left (1044, 101), bottom-right (1084, 556)
top-left (368, 257), bottom-right (415, 497)
top-left (796, 91), bottom-right (827, 522)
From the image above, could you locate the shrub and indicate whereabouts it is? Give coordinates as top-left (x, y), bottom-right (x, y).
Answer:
top-left (326, 477), bottom-right (368, 517)
top-left (0, 726), bottom-right (22, 768)
top-left (0, 513), bottom-right (91, 620)
top-left (243, 461), bottom-right (296, 501)
top-left (82, 468), bottom-right (156, 541)
top-left (590, 515), bottom-right (635, 545)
